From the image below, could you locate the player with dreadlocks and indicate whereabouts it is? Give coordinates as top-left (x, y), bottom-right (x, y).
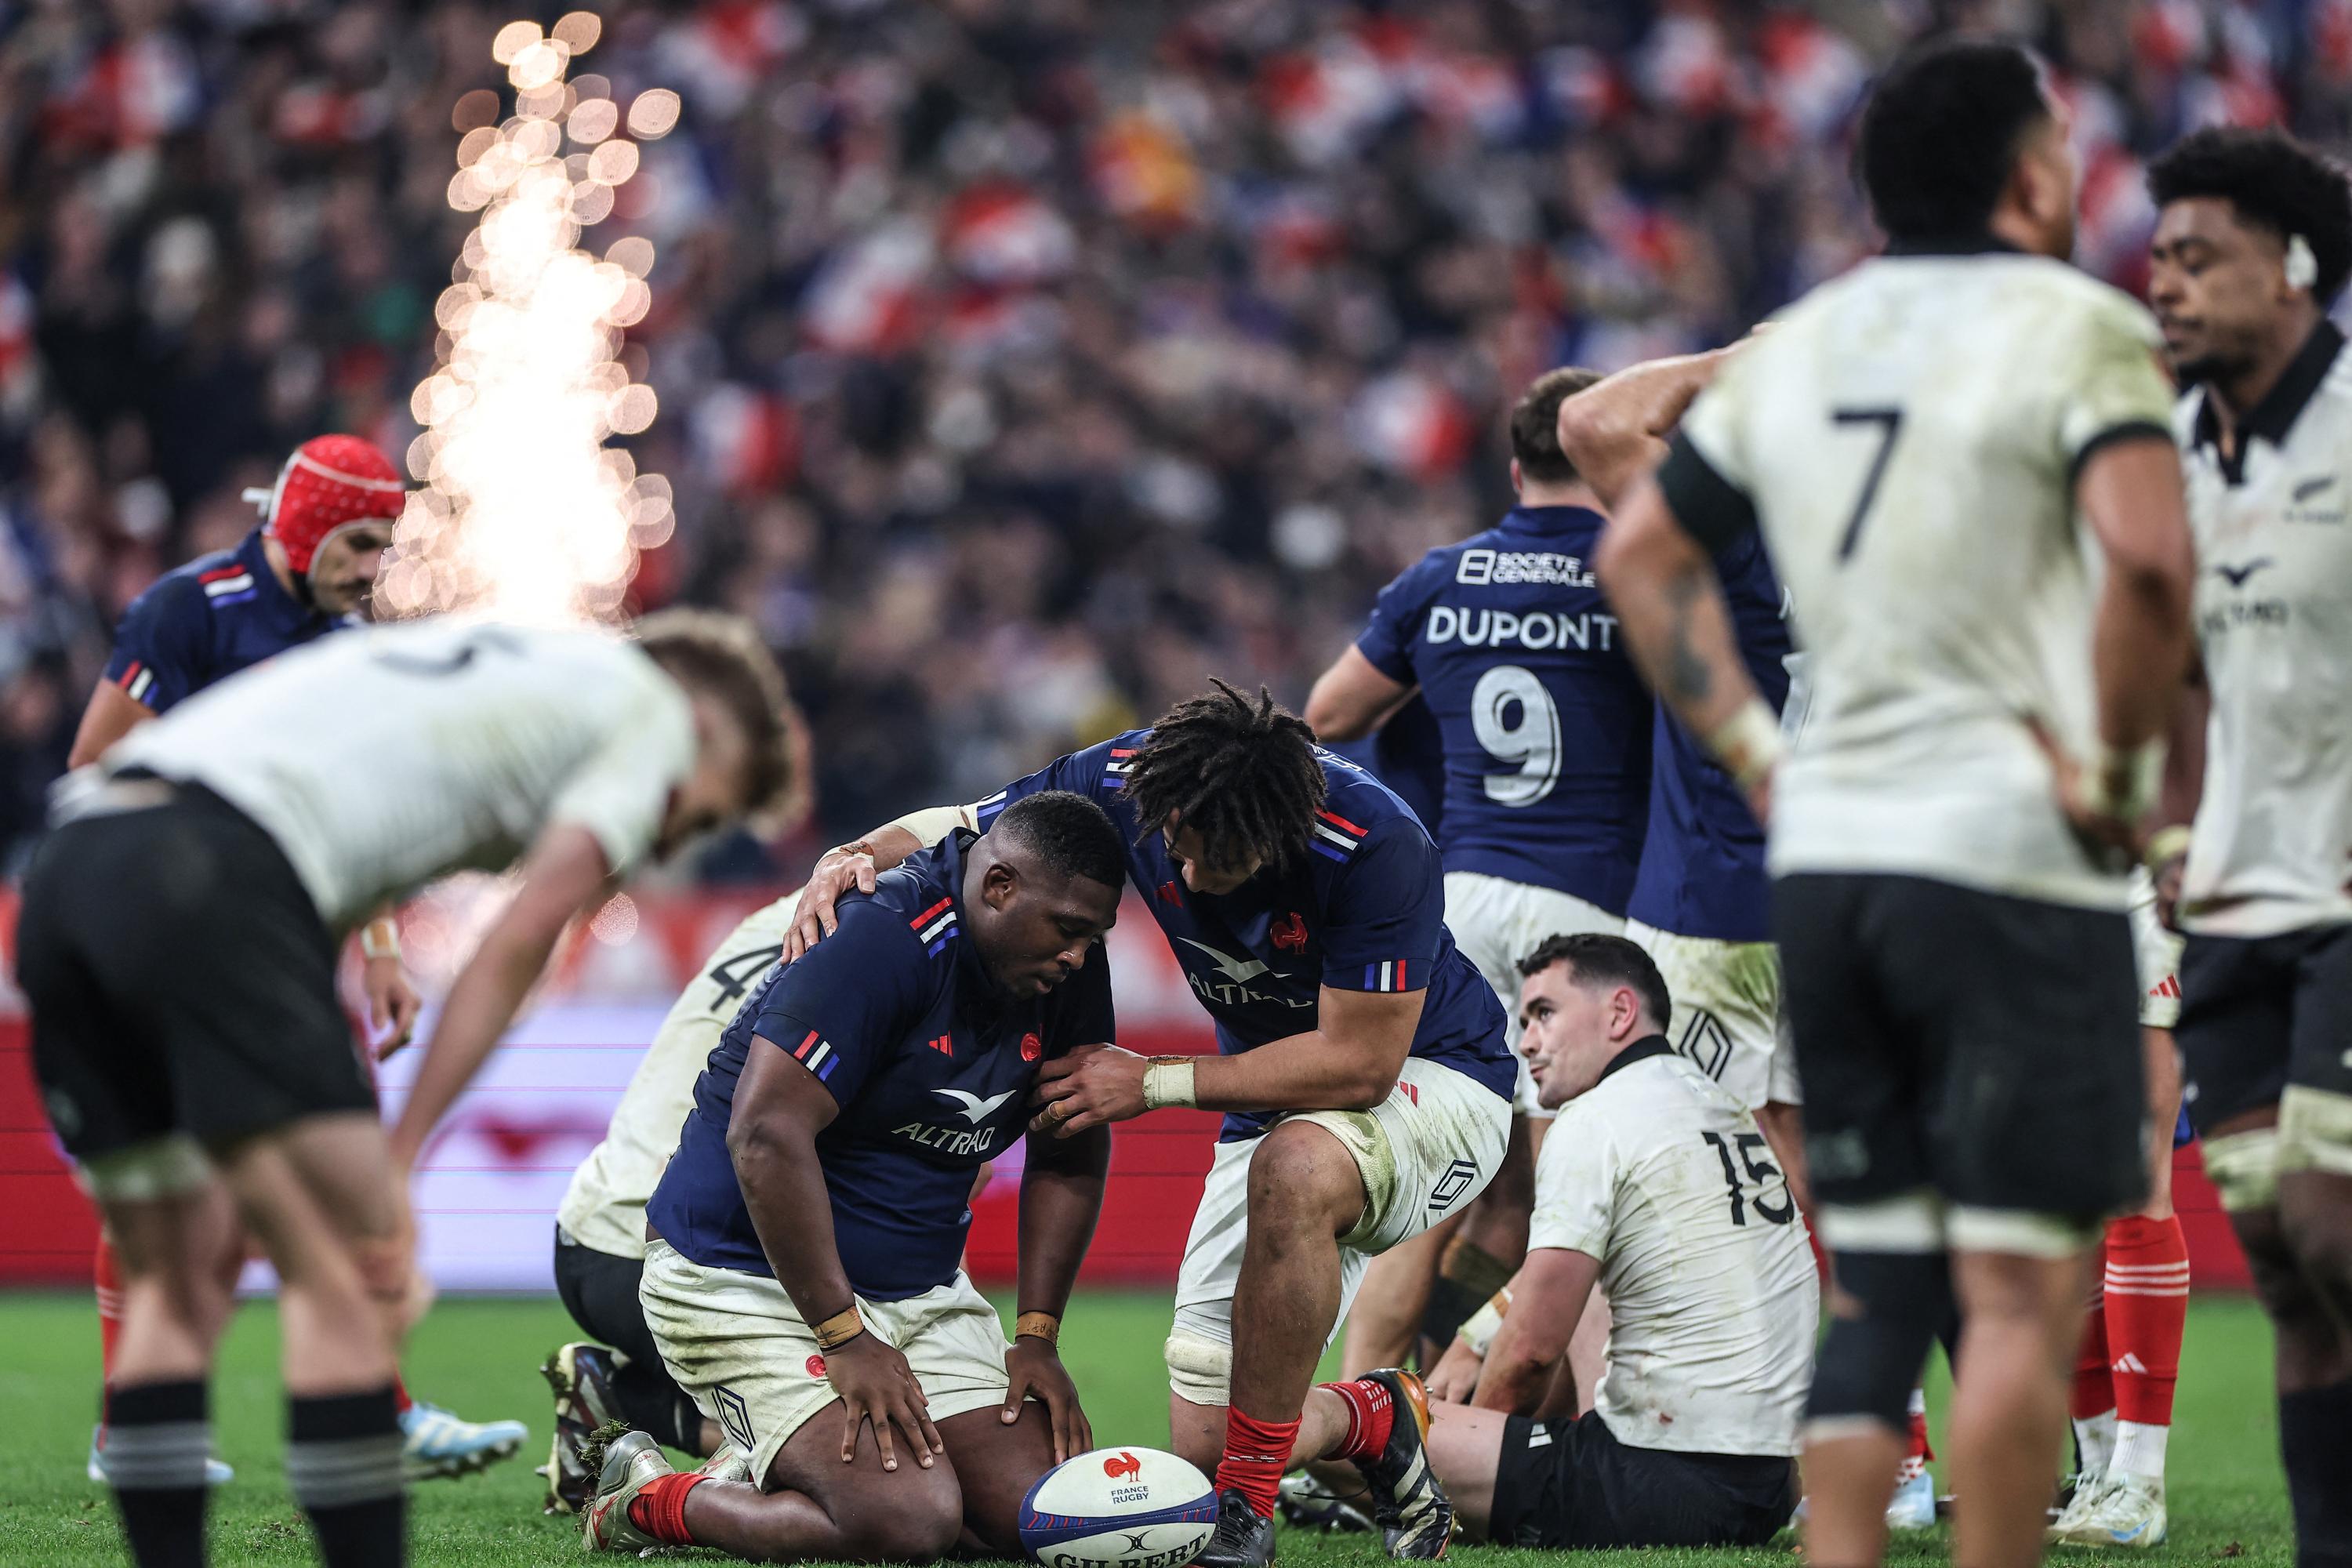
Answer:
top-left (786, 680), bottom-right (1518, 1566)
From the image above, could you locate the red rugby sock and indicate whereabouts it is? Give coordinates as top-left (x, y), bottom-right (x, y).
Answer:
top-left (2103, 1214), bottom-right (2188, 1428)
top-left (1215, 1407), bottom-right (1300, 1519)
top-left (1318, 1378), bottom-right (1396, 1463)
top-left (627, 1471), bottom-right (708, 1544)
top-left (2073, 1260), bottom-right (2115, 1421)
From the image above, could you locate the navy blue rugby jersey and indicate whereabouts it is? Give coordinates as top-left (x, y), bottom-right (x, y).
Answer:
top-left (100, 528), bottom-right (350, 713)
top-left (1624, 529), bottom-right (1791, 943)
top-left (973, 734), bottom-right (1513, 1140)
top-left (648, 833), bottom-right (1116, 1299)
top-left (1352, 506), bottom-right (1653, 912)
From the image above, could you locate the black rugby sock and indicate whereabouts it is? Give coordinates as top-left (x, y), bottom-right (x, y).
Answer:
top-left (107, 1379), bottom-right (211, 1568)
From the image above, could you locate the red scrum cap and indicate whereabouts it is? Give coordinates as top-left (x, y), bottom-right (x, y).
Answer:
top-left (243, 435), bottom-right (406, 574)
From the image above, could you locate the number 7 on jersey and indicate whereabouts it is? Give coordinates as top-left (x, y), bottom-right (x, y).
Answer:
top-left (1831, 407), bottom-right (1904, 561)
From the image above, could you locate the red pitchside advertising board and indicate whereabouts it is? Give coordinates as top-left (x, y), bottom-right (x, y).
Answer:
top-left (0, 887), bottom-right (2252, 1292)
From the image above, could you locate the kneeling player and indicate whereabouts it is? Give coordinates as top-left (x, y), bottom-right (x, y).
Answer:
top-left (786, 685), bottom-right (1520, 1563)
top-left (583, 793), bottom-right (1122, 1560)
top-left (1421, 936), bottom-right (1815, 1550)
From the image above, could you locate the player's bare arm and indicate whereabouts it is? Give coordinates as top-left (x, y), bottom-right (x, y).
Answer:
top-left (2058, 436), bottom-right (2198, 858)
top-left (1302, 647), bottom-right (1414, 742)
top-left (387, 824), bottom-right (617, 1171)
top-left (786, 806), bottom-right (973, 960)
top-left (1030, 986), bottom-right (1421, 1135)
top-left (728, 1038), bottom-right (945, 1473)
top-left (1595, 477), bottom-right (1774, 818)
top-left (1554, 346), bottom-right (1740, 511)
top-left (1466, 1247), bottom-right (1596, 1415)
top-left (66, 679), bottom-right (156, 770)
top-left (1007, 1117), bottom-right (1111, 1461)
top-left (2150, 662), bottom-right (2211, 925)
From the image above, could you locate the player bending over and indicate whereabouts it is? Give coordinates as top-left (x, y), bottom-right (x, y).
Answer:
top-left (787, 683), bottom-right (1521, 1565)
top-left (23, 612), bottom-right (793, 1568)
top-left (581, 793), bottom-right (1121, 1560)
top-left (66, 436), bottom-right (525, 1484)
top-left (1595, 38), bottom-right (2194, 1568)
top-left (1305, 367), bottom-right (1653, 1381)
top-left (2143, 125), bottom-right (2352, 1568)
top-left (1417, 935), bottom-right (1814, 1548)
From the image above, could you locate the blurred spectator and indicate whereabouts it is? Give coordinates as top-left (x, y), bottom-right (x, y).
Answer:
top-left (2, 0), bottom-right (2346, 872)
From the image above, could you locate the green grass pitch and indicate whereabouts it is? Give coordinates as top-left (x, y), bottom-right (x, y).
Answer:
top-left (0, 1290), bottom-right (2292, 1566)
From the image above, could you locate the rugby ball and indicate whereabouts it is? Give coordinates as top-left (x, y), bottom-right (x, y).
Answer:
top-left (1019, 1446), bottom-right (1218, 1568)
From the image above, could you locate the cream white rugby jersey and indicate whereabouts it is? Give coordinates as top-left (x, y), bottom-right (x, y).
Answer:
top-left (1666, 247), bottom-right (2177, 909)
top-left (2175, 323), bottom-right (2352, 938)
top-left (1530, 1044), bottom-right (1817, 1457)
top-left (561, 892), bottom-right (801, 1258)
top-left (87, 619), bottom-right (696, 927)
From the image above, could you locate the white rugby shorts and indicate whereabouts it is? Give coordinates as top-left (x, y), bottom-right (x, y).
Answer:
top-left (1444, 871), bottom-right (1624, 1119)
top-left (2130, 869), bottom-right (2184, 1030)
top-left (640, 1242), bottom-right (1013, 1488)
top-left (1167, 1057), bottom-right (1511, 1403)
top-left (1626, 921), bottom-right (1798, 1109)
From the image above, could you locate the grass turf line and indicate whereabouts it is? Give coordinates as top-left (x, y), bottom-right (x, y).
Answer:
top-left (0, 1290), bottom-right (2292, 1566)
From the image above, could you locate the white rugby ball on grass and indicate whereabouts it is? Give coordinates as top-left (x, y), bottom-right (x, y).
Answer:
top-left (1018, 1446), bottom-right (1218, 1568)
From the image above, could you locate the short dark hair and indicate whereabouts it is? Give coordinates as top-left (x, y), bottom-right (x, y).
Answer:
top-left (1120, 680), bottom-right (1327, 873)
top-left (633, 608), bottom-right (795, 822)
top-left (2148, 126), bottom-right (2352, 305)
top-left (1509, 367), bottom-right (1602, 485)
top-left (1517, 932), bottom-right (1671, 1031)
top-left (992, 790), bottom-right (1126, 890)
top-left (1855, 38), bottom-right (2051, 243)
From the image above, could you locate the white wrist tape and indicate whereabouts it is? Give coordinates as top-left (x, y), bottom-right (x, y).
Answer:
top-left (1142, 1058), bottom-right (1197, 1111)
top-left (1704, 698), bottom-right (1784, 789)
top-left (2083, 739), bottom-right (2163, 823)
top-left (890, 806), bottom-right (972, 848)
top-left (1457, 1288), bottom-right (1512, 1358)
top-left (360, 922), bottom-right (401, 961)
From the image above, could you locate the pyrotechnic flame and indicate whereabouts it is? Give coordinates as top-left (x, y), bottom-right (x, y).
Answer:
top-left (386, 14), bottom-right (677, 626)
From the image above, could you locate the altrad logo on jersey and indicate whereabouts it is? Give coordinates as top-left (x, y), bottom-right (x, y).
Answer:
top-left (893, 1087), bottom-right (1018, 1155)
top-left (1175, 938), bottom-right (1312, 1011)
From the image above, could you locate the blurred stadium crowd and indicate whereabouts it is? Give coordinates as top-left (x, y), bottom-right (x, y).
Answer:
top-left (2, 0), bottom-right (2348, 874)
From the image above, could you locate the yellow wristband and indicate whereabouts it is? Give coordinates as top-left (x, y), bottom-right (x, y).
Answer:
top-left (1142, 1057), bottom-right (1196, 1110)
top-left (812, 1307), bottom-right (865, 1351)
top-left (1014, 1311), bottom-right (1062, 1345)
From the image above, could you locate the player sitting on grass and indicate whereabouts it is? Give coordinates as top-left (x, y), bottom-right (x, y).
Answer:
top-left (583, 792), bottom-right (1122, 1560)
top-left (22, 612), bottom-right (793, 1568)
top-left (1414, 935), bottom-right (1815, 1550)
top-left (786, 683), bottom-right (1522, 1566)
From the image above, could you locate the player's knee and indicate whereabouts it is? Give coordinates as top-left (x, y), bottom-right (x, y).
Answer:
top-left (851, 1492), bottom-right (964, 1561)
top-left (1165, 1327), bottom-right (1233, 1408)
top-left (2280, 1195), bottom-right (2352, 1297)
top-left (1806, 1249), bottom-right (1950, 1436)
top-left (350, 1233), bottom-right (408, 1306)
top-left (1246, 1121), bottom-right (1361, 1232)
